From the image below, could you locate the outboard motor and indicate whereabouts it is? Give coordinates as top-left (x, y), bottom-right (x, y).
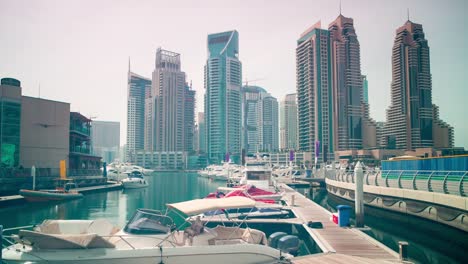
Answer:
top-left (268, 232), bottom-right (287, 248)
top-left (277, 235), bottom-right (300, 255)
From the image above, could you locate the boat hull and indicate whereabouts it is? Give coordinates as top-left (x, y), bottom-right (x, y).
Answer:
top-left (19, 189), bottom-right (83, 202)
top-left (122, 179), bottom-right (148, 189)
top-left (2, 243), bottom-right (287, 264)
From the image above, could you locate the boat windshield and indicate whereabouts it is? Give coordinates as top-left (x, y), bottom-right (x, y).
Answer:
top-left (124, 209), bottom-right (174, 235)
top-left (246, 171), bottom-right (270, 181)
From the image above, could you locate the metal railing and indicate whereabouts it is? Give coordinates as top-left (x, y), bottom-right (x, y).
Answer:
top-left (328, 169), bottom-right (468, 197)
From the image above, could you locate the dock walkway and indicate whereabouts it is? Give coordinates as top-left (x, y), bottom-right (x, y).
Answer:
top-left (278, 184), bottom-right (399, 262)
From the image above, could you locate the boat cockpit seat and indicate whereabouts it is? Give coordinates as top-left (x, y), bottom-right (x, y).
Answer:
top-left (34, 219), bottom-right (120, 237)
top-left (17, 230), bottom-right (115, 249)
top-left (207, 226), bottom-right (267, 245)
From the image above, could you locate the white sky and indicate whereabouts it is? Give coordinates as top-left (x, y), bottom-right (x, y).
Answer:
top-left (1, 0), bottom-right (467, 148)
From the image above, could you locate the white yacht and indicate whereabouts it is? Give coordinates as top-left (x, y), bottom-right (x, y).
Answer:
top-left (240, 161), bottom-right (273, 190)
top-left (2, 197), bottom-right (293, 264)
top-left (121, 171), bottom-right (149, 189)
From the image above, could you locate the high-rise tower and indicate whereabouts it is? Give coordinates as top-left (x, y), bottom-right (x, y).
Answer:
top-left (146, 48), bottom-right (187, 152)
top-left (204, 30), bottom-right (242, 163)
top-left (280, 93), bottom-right (298, 151)
top-left (242, 86), bottom-right (279, 154)
top-left (296, 22), bottom-right (334, 161)
top-left (126, 62), bottom-right (151, 162)
top-left (384, 20), bottom-right (452, 150)
top-left (329, 15), bottom-right (365, 150)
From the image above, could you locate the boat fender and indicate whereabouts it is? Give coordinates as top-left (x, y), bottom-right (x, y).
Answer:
top-left (307, 221), bottom-right (323, 229)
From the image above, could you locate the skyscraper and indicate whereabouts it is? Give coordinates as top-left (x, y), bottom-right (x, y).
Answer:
top-left (329, 14), bottom-right (366, 150)
top-left (184, 83), bottom-right (196, 153)
top-left (147, 48), bottom-right (187, 152)
top-left (280, 93), bottom-right (298, 151)
top-left (204, 30), bottom-right (242, 163)
top-left (262, 95), bottom-right (279, 152)
top-left (126, 63), bottom-right (151, 162)
top-left (197, 112), bottom-right (206, 153)
top-left (242, 86), bottom-right (278, 154)
top-left (296, 21), bottom-right (334, 161)
top-left (384, 20), bottom-right (453, 150)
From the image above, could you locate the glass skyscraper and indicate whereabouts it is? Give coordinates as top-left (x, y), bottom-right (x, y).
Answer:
top-left (280, 93), bottom-right (298, 151)
top-left (126, 65), bottom-right (151, 162)
top-left (204, 30), bottom-right (242, 164)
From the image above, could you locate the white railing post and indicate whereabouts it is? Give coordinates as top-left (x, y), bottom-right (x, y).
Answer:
top-left (459, 172), bottom-right (467, 197)
top-left (354, 162), bottom-right (364, 228)
top-left (427, 172), bottom-right (435, 192)
top-left (397, 171), bottom-right (404, 189)
top-left (442, 171), bottom-right (451, 194)
top-left (31, 165), bottom-right (36, 190)
top-left (412, 171), bottom-right (419, 190)
top-left (385, 171), bottom-right (391, 187)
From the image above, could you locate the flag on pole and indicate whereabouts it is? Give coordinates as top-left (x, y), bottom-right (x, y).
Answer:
top-left (289, 150), bottom-right (295, 162)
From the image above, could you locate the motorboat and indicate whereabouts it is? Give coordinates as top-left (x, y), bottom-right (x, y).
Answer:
top-left (106, 162), bottom-right (154, 176)
top-left (217, 185), bottom-right (284, 202)
top-left (19, 179), bottom-right (83, 202)
top-left (121, 171), bottom-right (149, 189)
top-left (203, 206), bottom-right (293, 220)
top-left (240, 161), bottom-right (274, 190)
top-left (2, 197), bottom-right (294, 264)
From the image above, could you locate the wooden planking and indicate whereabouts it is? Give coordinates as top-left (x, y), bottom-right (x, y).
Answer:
top-left (293, 253), bottom-right (398, 264)
top-left (278, 183), bottom-right (399, 261)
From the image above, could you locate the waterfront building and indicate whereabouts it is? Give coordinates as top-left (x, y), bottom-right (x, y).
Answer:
top-left (242, 86), bottom-right (279, 154)
top-left (1, 78), bottom-right (72, 169)
top-left (204, 30), bottom-right (242, 163)
top-left (197, 112), bottom-right (206, 153)
top-left (91, 121), bottom-right (120, 164)
top-left (268, 152), bottom-right (313, 167)
top-left (280, 93), bottom-right (298, 151)
top-left (146, 48), bottom-right (187, 152)
top-left (383, 20), bottom-right (453, 150)
top-left (0, 78), bottom-right (22, 168)
top-left (135, 151), bottom-right (186, 170)
top-left (69, 112), bottom-right (101, 170)
top-left (296, 21), bottom-right (334, 162)
top-left (126, 63), bottom-right (151, 162)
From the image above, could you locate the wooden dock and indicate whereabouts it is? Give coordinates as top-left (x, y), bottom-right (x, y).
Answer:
top-left (278, 184), bottom-right (400, 262)
top-left (75, 182), bottom-right (122, 194)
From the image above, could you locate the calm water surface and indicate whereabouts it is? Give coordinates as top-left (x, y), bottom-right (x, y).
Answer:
top-left (0, 172), bottom-right (218, 229)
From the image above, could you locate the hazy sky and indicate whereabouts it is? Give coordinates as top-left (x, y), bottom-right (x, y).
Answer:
top-left (1, 0), bottom-right (467, 148)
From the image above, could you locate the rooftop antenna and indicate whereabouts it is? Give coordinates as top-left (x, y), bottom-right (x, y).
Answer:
top-left (339, 0), bottom-right (342, 15)
top-left (407, 8), bottom-right (410, 21)
top-left (38, 83), bottom-right (41, 98)
top-left (128, 57), bottom-right (131, 72)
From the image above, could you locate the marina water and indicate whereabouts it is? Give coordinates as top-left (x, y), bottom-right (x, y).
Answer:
top-left (1, 172), bottom-right (466, 263)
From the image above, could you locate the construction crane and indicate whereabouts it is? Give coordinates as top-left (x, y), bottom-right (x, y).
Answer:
top-left (243, 78), bottom-right (265, 86)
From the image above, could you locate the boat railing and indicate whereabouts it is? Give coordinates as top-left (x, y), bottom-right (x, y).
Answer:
top-left (328, 169), bottom-right (468, 197)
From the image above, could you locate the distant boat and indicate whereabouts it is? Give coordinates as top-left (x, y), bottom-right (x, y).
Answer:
top-left (121, 171), bottom-right (149, 189)
top-left (19, 179), bottom-right (83, 202)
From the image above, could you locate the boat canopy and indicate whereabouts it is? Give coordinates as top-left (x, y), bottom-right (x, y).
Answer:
top-left (167, 196), bottom-right (256, 216)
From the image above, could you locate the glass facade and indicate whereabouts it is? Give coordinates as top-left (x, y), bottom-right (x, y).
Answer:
top-left (0, 100), bottom-right (21, 167)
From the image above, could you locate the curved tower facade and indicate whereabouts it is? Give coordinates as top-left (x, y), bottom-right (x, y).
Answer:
top-left (204, 30), bottom-right (242, 163)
